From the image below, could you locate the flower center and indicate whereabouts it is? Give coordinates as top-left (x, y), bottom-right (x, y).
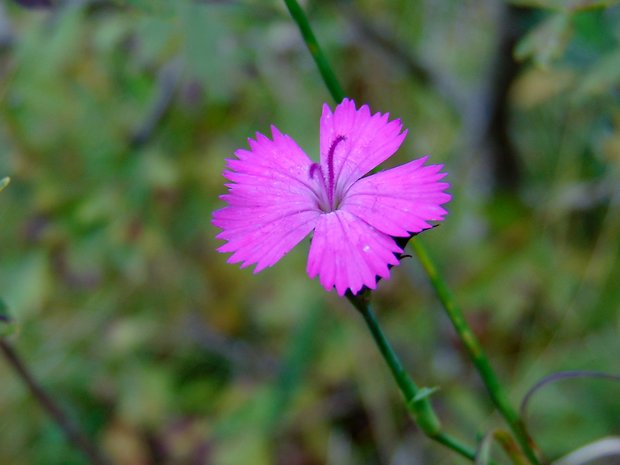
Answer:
top-left (309, 135), bottom-right (346, 212)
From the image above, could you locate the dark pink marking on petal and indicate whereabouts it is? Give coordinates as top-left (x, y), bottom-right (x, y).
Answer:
top-left (325, 135), bottom-right (346, 210)
top-left (319, 99), bottom-right (407, 195)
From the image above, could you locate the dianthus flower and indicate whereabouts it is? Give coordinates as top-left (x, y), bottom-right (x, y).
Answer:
top-left (212, 99), bottom-right (450, 296)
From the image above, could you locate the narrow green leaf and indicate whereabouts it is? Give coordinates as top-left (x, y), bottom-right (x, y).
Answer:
top-left (475, 431), bottom-right (495, 465)
top-left (412, 386), bottom-right (440, 403)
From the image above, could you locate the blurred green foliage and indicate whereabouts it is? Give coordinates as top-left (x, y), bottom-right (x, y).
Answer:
top-left (1, 1), bottom-right (620, 464)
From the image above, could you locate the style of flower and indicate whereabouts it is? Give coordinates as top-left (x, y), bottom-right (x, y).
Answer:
top-left (212, 99), bottom-right (450, 296)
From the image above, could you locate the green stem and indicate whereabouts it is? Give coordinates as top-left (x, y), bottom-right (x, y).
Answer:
top-left (410, 240), bottom-right (542, 465)
top-left (281, 1), bottom-right (540, 462)
top-left (347, 293), bottom-right (477, 461)
top-left (282, 0), bottom-right (346, 103)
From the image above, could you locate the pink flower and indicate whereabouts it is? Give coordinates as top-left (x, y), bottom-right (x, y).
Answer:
top-left (212, 99), bottom-right (450, 296)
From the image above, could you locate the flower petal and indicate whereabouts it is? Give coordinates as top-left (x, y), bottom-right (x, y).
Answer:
top-left (320, 98), bottom-right (407, 192)
top-left (306, 210), bottom-right (402, 296)
top-left (340, 156), bottom-right (451, 237)
top-left (212, 127), bottom-right (322, 272)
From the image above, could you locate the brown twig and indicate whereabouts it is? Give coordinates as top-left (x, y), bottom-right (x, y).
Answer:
top-left (0, 339), bottom-right (113, 465)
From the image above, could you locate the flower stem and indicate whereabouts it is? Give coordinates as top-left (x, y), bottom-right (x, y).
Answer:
top-left (282, 0), bottom-right (346, 103)
top-left (347, 293), bottom-right (477, 462)
top-left (281, 1), bottom-right (540, 462)
top-left (410, 239), bottom-right (542, 465)
top-left (0, 339), bottom-right (113, 465)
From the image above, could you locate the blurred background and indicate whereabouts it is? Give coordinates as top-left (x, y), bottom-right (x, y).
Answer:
top-left (1, 0), bottom-right (620, 464)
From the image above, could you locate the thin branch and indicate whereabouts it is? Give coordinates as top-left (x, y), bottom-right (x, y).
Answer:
top-left (0, 339), bottom-right (113, 465)
top-left (520, 370), bottom-right (620, 420)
